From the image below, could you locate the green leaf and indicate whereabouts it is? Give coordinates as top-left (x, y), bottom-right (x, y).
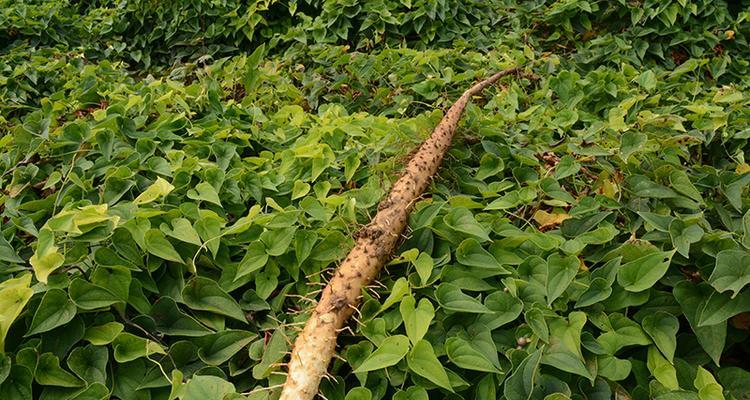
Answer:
top-left (698, 290), bottom-right (750, 327)
top-left (254, 262), bottom-right (279, 300)
top-left (443, 208), bottom-right (490, 242)
top-left (0, 234), bottom-right (23, 263)
top-left (628, 175), bottom-right (678, 199)
top-left (597, 313), bottom-right (651, 355)
top-left (553, 109), bottom-right (578, 129)
top-left (525, 308), bottom-right (549, 343)
top-left (503, 349), bottom-right (543, 400)
top-left (182, 375), bottom-right (235, 400)
top-left (717, 367), bottom-right (750, 399)
top-left (112, 332), bottom-right (166, 362)
top-left (642, 311), bottom-right (679, 363)
top-left (149, 297), bottom-right (213, 337)
top-left (380, 277), bottom-right (410, 313)
top-left (475, 154), bottom-right (505, 180)
top-left (197, 330), bottom-right (255, 366)
top-left (400, 296), bottom-right (434, 345)
top-left (555, 155), bottom-right (581, 179)
top-left (669, 170), bottom-right (703, 203)
top-left (540, 178), bottom-right (575, 203)
top-left (83, 322), bottom-right (124, 345)
top-left (187, 182), bottom-right (222, 206)
top-left (353, 335), bottom-right (410, 373)
top-left (413, 252), bottom-right (434, 285)
top-left (476, 291), bottom-right (523, 330)
top-left (67, 345), bottom-right (108, 384)
top-left (456, 238), bottom-right (510, 273)
top-left (133, 177), bottom-right (174, 205)
top-left (26, 289), bottom-right (77, 336)
top-left (639, 212), bottom-right (675, 232)
top-left (260, 227), bottom-right (296, 257)
top-left (311, 231), bottom-right (352, 262)
top-left (617, 250), bottom-right (674, 292)
top-left (542, 312), bottom-right (591, 380)
top-left (597, 354), bottom-right (632, 381)
top-left (475, 374), bottom-right (498, 399)
top-left (144, 229), bottom-right (184, 263)
top-left (722, 172), bottom-right (750, 211)
top-left (545, 253), bottom-right (579, 305)
top-left (435, 283), bottom-right (492, 313)
top-left (222, 205), bottom-right (262, 236)
top-left (234, 242), bottom-right (268, 282)
top-left (252, 328), bottom-right (288, 379)
top-left (162, 218), bottom-right (202, 246)
top-left (35, 353), bottom-right (84, 387)
top-left (394, 386), bottom-right (428, 400)
top-left (637, 70), bottom-right (657, 91)
top-left (93, 247), bottom-right (137, 270)
top-left (71, 382), bottom-right (110, 399)
top-left (182, 277), bottom-right (247, 323)
top-left (674, 282), bottom-right (726, 366)
top-left (69, 278), bottom-right (121, 310)
top-left (620, 131), bottom-right (647, 159)
top-left (669, 220), bottom-right (704, 258)
top-left (407, 340), bottom-right (453, 392)
top-left (445, 336), bottom-right (500, 373)
top-left (0, 353), bottom-right (9, 385)
top-left (345, 387), bottom-right (372, 400)
top-left (608, 107), bottom-right (628, 131)
top-left (294, 229), bottom-right (317, 266)
top-left (0, 366), bottom-right (32, 400)
top-left (195, 216), bottom-right (223, 259)
top-left (91, 265), bottom-right (131, 302)
top-left (575, 277), bottom-right (613, 308)
top-left (708, 249), bottom-right (750, 297)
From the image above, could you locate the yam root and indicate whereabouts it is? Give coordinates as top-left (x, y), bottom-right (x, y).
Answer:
top-left (279, 67), bottom-right (521, 400)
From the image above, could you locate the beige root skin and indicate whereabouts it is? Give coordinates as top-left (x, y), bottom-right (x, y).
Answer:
top-left (279, 68), bottom-right (520, 400)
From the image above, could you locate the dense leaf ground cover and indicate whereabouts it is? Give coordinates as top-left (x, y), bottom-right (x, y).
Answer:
top-left (2, 0), bottom-right (750, 399)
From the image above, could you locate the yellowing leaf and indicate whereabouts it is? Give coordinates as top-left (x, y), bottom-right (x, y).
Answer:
top-left (46, 204), bottom-right (117, 235)
top-left (597, 178), bottom-right (619, 199)
top-left (533, 210), bottom-right (571, 230)
top-left (608, 107), bottom-right (628, 131)
top-left (0, 273), bottom-right (33, 351)
top-left (133, 177), bottom-right (174, 205)
top-left (647, 346), bottom-right (679, 390)
top-left (30, 228), bottom-right (65, 284)
top-left (736, 163), bottom-right (750, 174)
top-left (694, 366), bottom-right (725, 400)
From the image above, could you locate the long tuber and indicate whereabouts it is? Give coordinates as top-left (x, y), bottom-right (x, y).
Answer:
top-left (279, 67), bottom-right (521, 400)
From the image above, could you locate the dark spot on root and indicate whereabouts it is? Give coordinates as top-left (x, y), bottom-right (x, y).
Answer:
top-left (331, 295), bottom-right (349, 312)
top-left (355, 225), bottom-right (385, 242)
top-left (377, 198), bottom-right (393, 211)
